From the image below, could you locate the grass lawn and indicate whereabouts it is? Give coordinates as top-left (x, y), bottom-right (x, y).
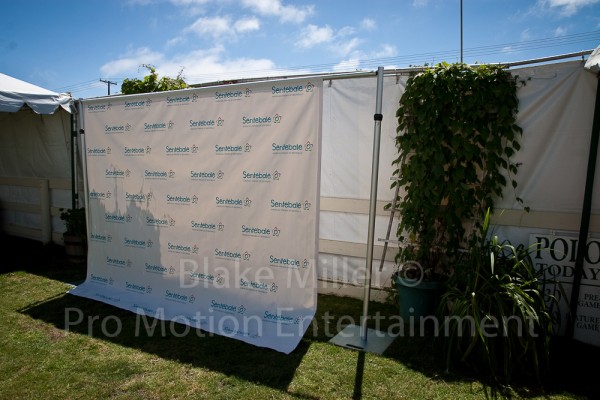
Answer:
top-left (0, 235), bottom-right (596, 399)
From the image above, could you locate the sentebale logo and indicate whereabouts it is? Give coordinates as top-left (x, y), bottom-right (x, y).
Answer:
top-left (165, 145), bottom-right (192, 155)
top-left (106, 256), bottom-right (131, 268)
top-left (210, 300), bottom-right (245, 314)
top-left (144, 169), bottom-right (168, 180)
top-left (167, 95), bottom-right (192, 106)
top-left (90, 273), bottom-right (112, 285)
top-left (263, 310), bottom-right (297, 324)
top-left (240, 278), bottom-right (269, 293)
top-left (242, 170), bottom-right (273, 182)
top-left (145, 262), bottom-right (168, 274)
top-left (272, 142), bottom-right (303, 154)
top-left (241, 113), bottom-right (280, 127)
top-left (215, 248), bottom-right (241, 261)
top-left (89, 190), bottom-right (109, 200)
top-left (270, 199), bottom-right (303, 212)
top-left (124, 146), bottom-right (146, 156)
top-left (269, 255), bottom-right (301, 268)
top-left (165, 289), bottom-right (192, 304)
top-left (190, 170), bottom-right (218, 181)
top-left (215, 196), bottom-right (244, 209)
top-left (105, 168), bottom-right (125, 178)
top-left (191, 220), bottom-right (217, 232)
top-left (166, 194), bottom-right (195, 205)
top-left (104, 124), bottom-right (125, 134)
top-left (215, 90), bottom-right (243, 102)
top-left (167, 242), bottom-right (193, 254)
top-left (215, 144), bottom-right (243, 155)
top-left (105, 213), bottom-right (125, 223)
top-left (143, 121), bottom-right (169, 132)
top-left (146, 216), bottom-right (169, 227)
top-left (90, 232), bottom-right (110, 243)
top-left (87, 147), bottom-right (108, 156)
top-left (87, 102), bottom-right (111, 113)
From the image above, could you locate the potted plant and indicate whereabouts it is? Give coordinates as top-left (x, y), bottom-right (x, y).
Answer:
top-left (60, 207), bottom-right (87, 264)
top-left (389, 62), bottom-right (526, 322)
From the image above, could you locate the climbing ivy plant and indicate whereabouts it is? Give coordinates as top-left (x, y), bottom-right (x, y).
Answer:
top-left (391, 62), bottom-right (526, 271)
top-left (121, 64), bottom-right (187, 95)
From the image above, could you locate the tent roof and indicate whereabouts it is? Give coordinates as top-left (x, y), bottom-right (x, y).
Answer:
top-left (0, 72), bottom-right (73, 114)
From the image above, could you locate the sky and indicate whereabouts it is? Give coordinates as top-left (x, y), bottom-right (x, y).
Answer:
top-left (2, 0), bottom-right (600, 99)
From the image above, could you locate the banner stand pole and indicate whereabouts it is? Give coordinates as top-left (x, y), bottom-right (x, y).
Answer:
top-left (329, 67), bottom-right (396, 355)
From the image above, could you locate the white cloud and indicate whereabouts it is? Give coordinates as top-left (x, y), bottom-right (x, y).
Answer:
top-left (332, 58), bottom-right (361, 72)
top-left (234, 16), bottom-right (261, 33)
top-left (360, 18), bottom-right (376, 31)
top-left (521, 28), bottom-right (533, 41)
top-left (335, 38), bottom-right (362, 57)
top-left (337, 26), bottom-right (356, 37)
top-left (187, 16), bottom-right (232, 39)
top-left (296, 24), bottom-right (334, 48)
top-left (184, 15), bottom-right (259, 41)
top-left (166, 36), bottom-right (186, 47)
top-left (241, 0), bottom-right (314, 23)
top-left (412, 0), bottom-right (429, 7)
top-left (535, 0), bottom-right (600, 16)
top-left (100, 47), bottom-right (164, 76)
top-left (554, 25), bottom-right (568, 35)
top-left (372, 44), bottom-right (397, 58)
top-left (101, 44), bottom-right (311, 85)
top-left (170, 0), bottom-right (211, 5)
top-left (167, 0), bottom-right (212, 16)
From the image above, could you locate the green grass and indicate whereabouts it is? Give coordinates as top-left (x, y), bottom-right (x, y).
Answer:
top-left (0, 236), bottom-right (596, 399)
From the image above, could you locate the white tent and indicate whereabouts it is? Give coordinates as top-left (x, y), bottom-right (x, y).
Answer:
top-left (0, 73), bottom-right (75, 243)
top-left (0, 72), bottom-right (72, 114)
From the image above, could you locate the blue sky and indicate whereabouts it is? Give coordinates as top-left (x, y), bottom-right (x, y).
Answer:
top-left (2, 0), bottom-right (600, 99)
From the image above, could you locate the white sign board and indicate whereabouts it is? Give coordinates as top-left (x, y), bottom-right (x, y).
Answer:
top-left (530, 234), bottom-right (600, 346)
top-left (70, 79), bottom-right (322, 354)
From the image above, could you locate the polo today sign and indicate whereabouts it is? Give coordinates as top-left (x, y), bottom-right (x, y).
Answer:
top-left (531, 234), bottom-right (600, 346)
top-left (71, 79), bottom-right (322, 354)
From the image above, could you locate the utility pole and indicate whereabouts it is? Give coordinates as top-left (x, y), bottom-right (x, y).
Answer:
top-left (460, 0), bottom-right (462, 63)
top-left (100, 78), bottom-right (117, 96)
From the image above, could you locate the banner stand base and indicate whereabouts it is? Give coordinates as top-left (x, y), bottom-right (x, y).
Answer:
top-left (329, 324), bottom-right (395, 355)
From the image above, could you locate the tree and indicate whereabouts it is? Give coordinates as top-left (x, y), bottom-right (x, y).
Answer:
top-left (120, 64), bottom-right (187, 94)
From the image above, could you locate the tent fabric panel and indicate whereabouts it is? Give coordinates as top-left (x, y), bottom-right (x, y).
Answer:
top-left (0, 72), bottom-right (73, 114)
top-left (0, 109), bottom-right (72, 178)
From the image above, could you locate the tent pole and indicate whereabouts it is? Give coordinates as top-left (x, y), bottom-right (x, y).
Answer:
top-left (329, 67), bottom-right (395, 354)
top-left (71, 110), bottom-right (77, 209)
top-left (360, 66), bottom-right (385, 341)
top-left (76, 100), bottom-right (90, 233)
top-left (567, 72), bottom-right (600, 339)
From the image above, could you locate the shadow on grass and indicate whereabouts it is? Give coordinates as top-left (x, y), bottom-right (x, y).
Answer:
top-left (18, 292), bottom-right (316, 398)
top-left (7, 235), bottom-right (599, 399)
top-left (0, 235), bottom-right (87, 285)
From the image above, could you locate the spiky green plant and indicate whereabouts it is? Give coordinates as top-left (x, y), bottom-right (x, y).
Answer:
top-left (439, 210), bottom-right (555, 390)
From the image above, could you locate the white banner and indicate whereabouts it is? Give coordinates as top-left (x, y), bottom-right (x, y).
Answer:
top-left (530, 234), bottom-right (600, 346)
top-left (71, 79), bottom-right (322, 354)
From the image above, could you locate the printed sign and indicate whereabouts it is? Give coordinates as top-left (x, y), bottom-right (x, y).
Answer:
top-left (530, 234), bottom-right (600, 346)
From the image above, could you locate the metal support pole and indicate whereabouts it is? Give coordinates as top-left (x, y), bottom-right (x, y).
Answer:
top-left (71, 111), bottom-right (77, 209)
top-left (361, 66), bottom-right (385, 341)
top-left (567, 73), bottom-right (600, 338)
top-left (329, 67), bottom-right (395, 354)
top-left (460, 0), bottom-right (463, 63)
top-left (77, 100), bottom-right (90, 236)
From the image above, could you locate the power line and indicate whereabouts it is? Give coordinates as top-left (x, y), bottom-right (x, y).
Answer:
top-left (53, 29), bottom-right (600, 96)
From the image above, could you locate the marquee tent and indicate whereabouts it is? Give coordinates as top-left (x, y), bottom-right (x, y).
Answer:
top-left (0, 73), bottom-right (74, 243)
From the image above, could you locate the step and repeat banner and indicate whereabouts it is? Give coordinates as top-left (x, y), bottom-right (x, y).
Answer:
top-left (71, 79), bottom-right (322, 354)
